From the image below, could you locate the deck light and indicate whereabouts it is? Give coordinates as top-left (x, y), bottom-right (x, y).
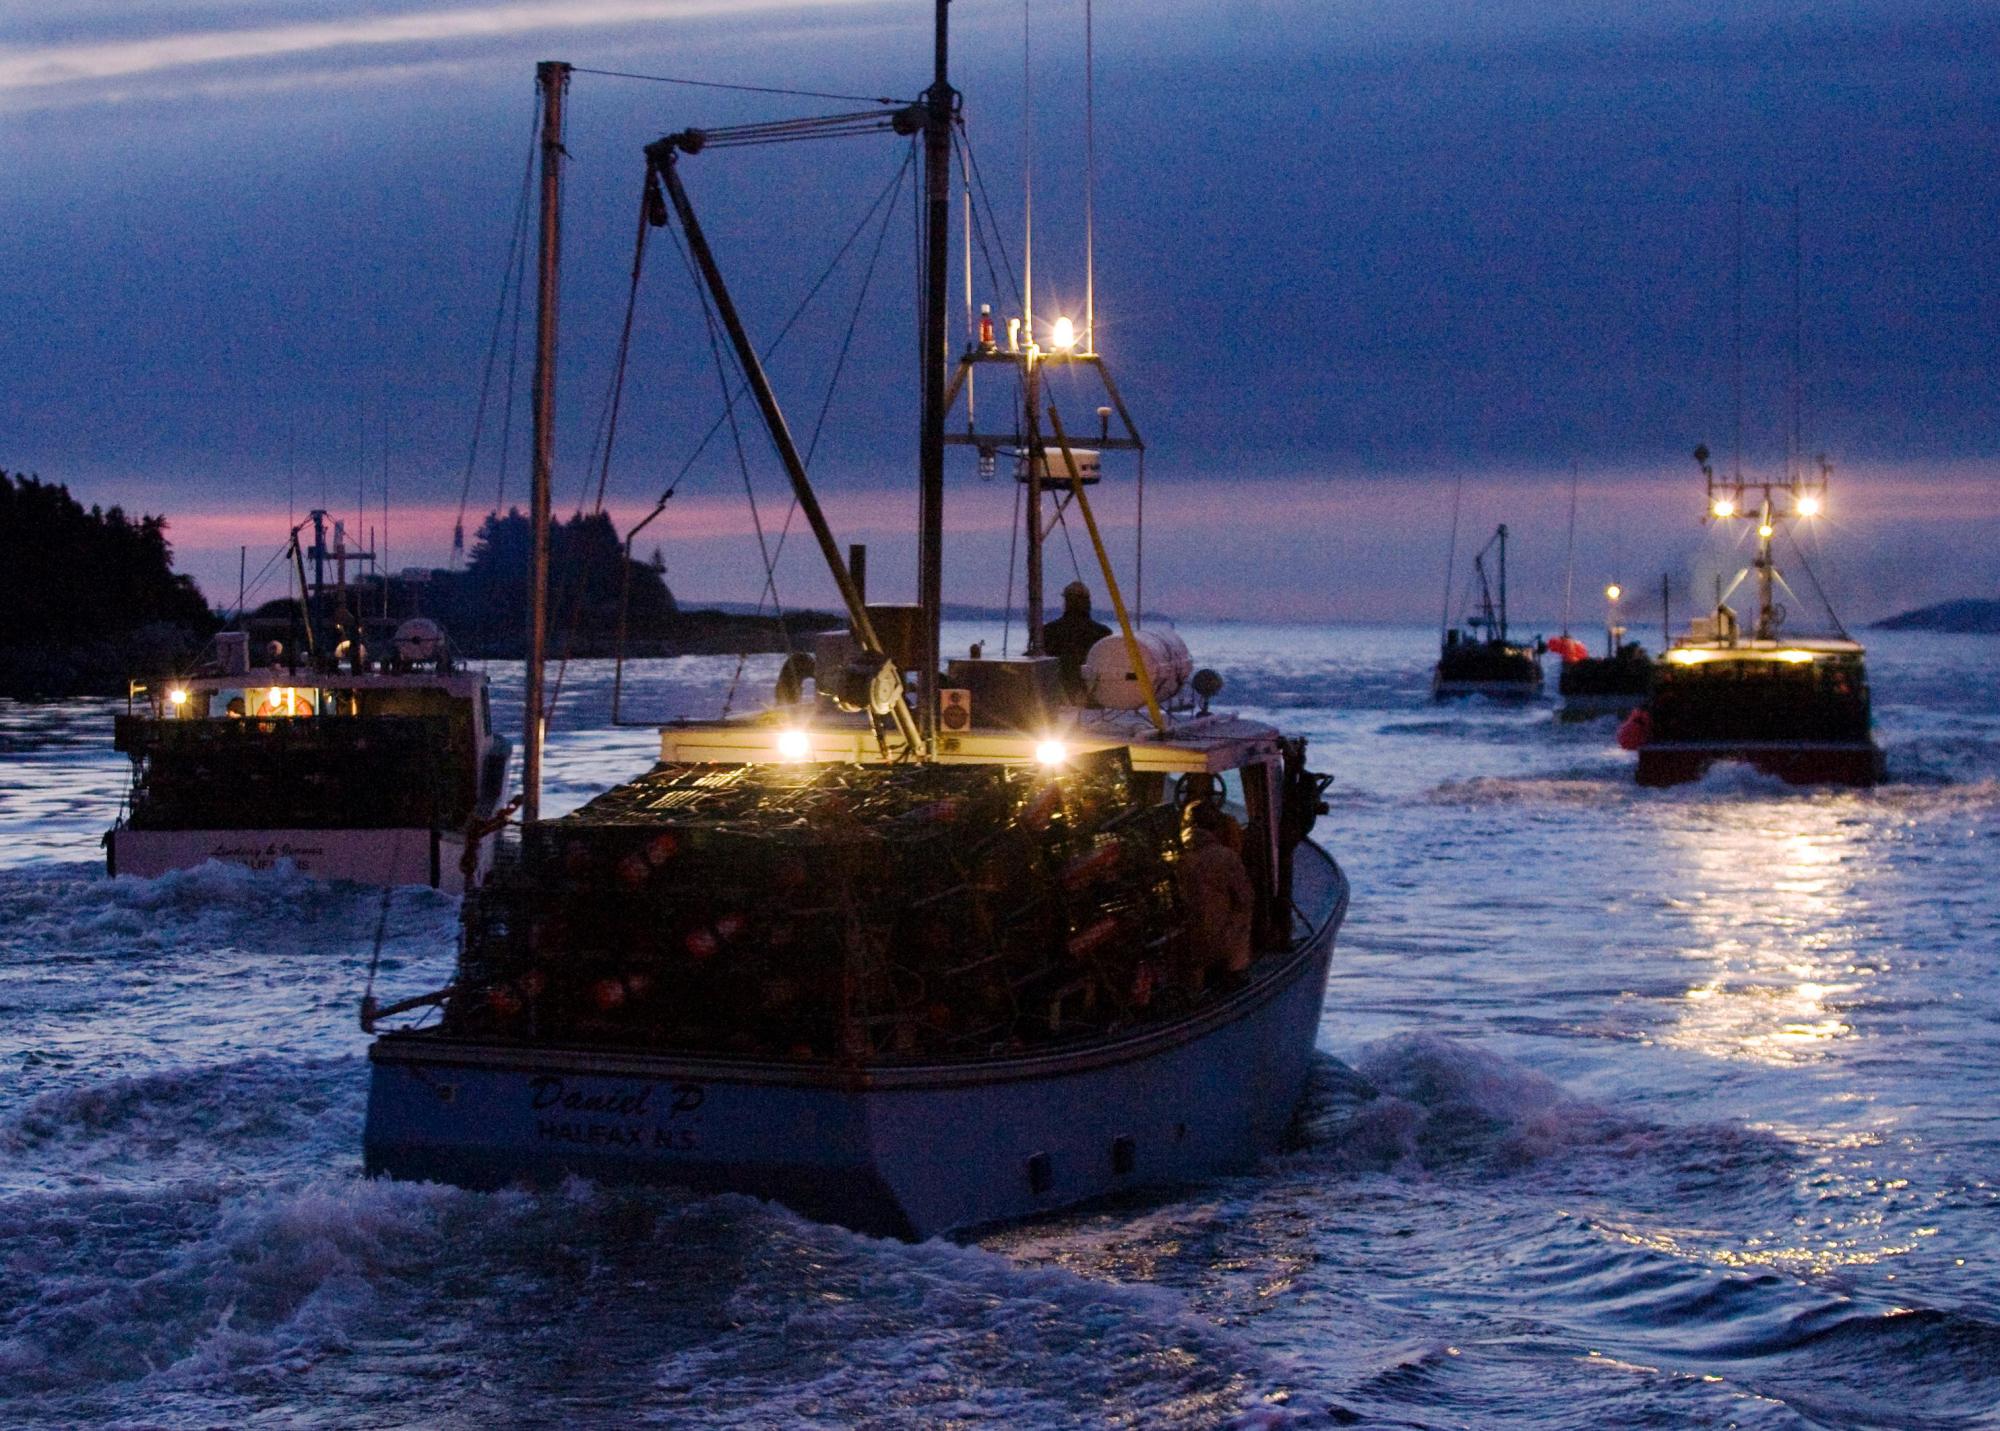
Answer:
top-left (1758, 522), bottom-right (1775, 538)
top-left (1050, 316), bottom-right (1076, 351)
top-left (776, 728), bottom-right (811, 761)
top-left (1605, 584), bottom-right (1622, 602)
top-left (1711, 497), bottom-right (1737, 518)
top-left (1035, 738), bottom-right (1069, 767)
top-left (168, 688), bottom-right (188, 709)
top-left (1797, 494), bottom-right (1821, 517)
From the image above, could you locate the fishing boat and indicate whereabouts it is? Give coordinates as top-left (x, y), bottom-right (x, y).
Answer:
top-left (1623, 446), bottom-right (1883, 786)
top-left (363, 13), bottom-right (1349, 1240)
top-left (1553, 582), bottom-right (1652, 719)
top-left (108, 511), bottom-right (513, 891)
top-left (1434, 525), bottom-right (1542, 699)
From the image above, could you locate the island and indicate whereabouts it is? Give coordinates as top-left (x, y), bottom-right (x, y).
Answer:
top-left (1873, 599), bottom-right (2000, 634)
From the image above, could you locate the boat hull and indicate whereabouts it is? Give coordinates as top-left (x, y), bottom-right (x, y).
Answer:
top-left (1634, 740), bottom-right (1886, 788)
top-left (364, 843), bottom-right (1348, 1239)
top-left (107, 825), bottom-right (496, 893)
top-left (1558, 691), bottom-right (1646, 720)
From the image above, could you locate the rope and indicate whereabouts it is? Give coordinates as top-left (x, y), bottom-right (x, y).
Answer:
top-left (571, 66), bottom-right (905, 106)
top-left (362, 884), bottom-right (394, 1013)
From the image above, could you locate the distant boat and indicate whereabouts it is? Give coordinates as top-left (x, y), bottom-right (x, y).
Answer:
top-left (107, 511), bottom-right (512, 891)
top-left (1622, 447), bottom-right (1883, 786)
top-left (1434, 524), bottom-right (1543, 700)
top-left (363, 14), bottom-right (1349, 1241)
top-left (1554, 582), bottom-right (1652, 720)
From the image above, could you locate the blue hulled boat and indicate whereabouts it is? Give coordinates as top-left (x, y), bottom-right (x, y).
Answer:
top-left (363, 8), bottom-right (1348, 1238)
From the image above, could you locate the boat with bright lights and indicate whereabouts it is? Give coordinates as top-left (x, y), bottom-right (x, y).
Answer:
top-left (362, 16), bottom-right (1348, 1240)
top-left (1622, 445), bottom-right (1883, 786)
top-left (107, 510), bottom-right (513, 892)
top-left (1434, 524), bottom-right (1543, 700)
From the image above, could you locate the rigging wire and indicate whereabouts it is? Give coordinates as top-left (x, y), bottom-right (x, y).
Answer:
top-left (657, 212), bottom-right (794, 714)
top-left (1002, 475), bottom-right (1023, 657)
top-left (452, 107), bottom-right (544, 563)
top-left (1782, 525), bottom-right (1850, 639)
top-left (630, 150), bottom-right (920, 517)
top-left (953, 124), bottom-right (1025, 315)
top-left (569, 66), bottom-right (906, 106)
top-left (1439, 470), bottom-right (1465, 639)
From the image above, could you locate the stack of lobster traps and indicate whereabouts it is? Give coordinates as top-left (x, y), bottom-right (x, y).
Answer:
top-left (444, 747), bottom-right (1191, 1062)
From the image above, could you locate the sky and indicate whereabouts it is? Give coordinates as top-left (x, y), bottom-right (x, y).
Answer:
top-left (2, 0), bottom-right (1995, 624)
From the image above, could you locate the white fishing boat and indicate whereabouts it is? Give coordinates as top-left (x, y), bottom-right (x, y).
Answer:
top-left (363, 9), bottom-right (1349, 1239)
top-left (108, 512), bottom-right (512, 891)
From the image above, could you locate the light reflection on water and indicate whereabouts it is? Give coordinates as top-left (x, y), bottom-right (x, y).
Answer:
top-left (1667, 815), bottom-right (1868, 1066)
top-left (2, 623), bottom-right (1999, 1426)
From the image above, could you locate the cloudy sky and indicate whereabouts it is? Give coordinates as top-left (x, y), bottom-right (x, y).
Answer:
top-left (3, 0), bottom-right (1994, 622)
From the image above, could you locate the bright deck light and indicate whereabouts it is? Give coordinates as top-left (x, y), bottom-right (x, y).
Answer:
top-left (1711, 497), bottom-right (1737, 518)
top-left (1605, 584), bottom-right (1622, 602)
top-left (776, 728), bottom-right (811, 761)
top-left (1050, 316), bottom-right (1076, 351)
top-left (1035, 738), bottom-right (1068, 767)
top-left (1797, 494), bottom-right (1821, 517)
top-left (168, 688), bottom-right (188, 708)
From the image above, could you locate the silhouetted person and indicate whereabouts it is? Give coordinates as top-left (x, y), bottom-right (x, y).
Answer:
top-left (1177, 799), bottom-right (1254, 993)
top-left (1043, 580), bottom-right (1111, 701)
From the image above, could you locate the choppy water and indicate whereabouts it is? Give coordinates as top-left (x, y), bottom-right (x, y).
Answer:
top-left (3, 622), bottom-right (1997, 1428)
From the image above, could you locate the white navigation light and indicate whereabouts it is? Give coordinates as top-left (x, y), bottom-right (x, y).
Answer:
top-left (1758, 522), bottom-right (1775, 538)
top-left (168, 688), bottom-right (188, 708)
top-left (1797, 494), bottom-right (1822, 517)
top-left (776, 728), bottom-right (811, 761)
top-left (1711, 497), bottom-right (1737, 518)
top-left (1051, 315), bottom-right (1076, 351)
top-left (1605, 584), bottom-right (1622, 602)
top-left (1035, 738), bottom-right (1068, 767)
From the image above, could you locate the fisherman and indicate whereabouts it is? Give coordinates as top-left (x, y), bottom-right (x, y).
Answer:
top-left (1043, 580), bottom-right (1111, 701)
top-left (1176, 799), bottom-right (1255, 994)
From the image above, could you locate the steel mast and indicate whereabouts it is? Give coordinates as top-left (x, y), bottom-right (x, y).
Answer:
top-left (915, 0), bottom-right (955, 748)
top-left (524, 60), bottom-right (568, 823)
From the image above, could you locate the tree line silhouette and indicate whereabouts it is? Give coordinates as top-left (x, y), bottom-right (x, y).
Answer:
top-left (0, 472), bottom-right (217, 697)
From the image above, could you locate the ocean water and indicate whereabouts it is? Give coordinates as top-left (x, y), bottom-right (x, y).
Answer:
top-left (3, 622), bottom-right (1997, 1428)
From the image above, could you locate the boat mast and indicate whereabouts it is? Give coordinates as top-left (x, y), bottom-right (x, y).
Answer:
top-left (524, 60), bottom-right (568, 824)
top-left (916, 0), bottom-right (955, 749)
top-left (1496, 523), bottom-right (1509, 644)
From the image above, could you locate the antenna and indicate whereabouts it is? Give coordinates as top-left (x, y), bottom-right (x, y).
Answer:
top-left (1021, 0), bottom-right (1033, 343)
top-left (1083, 0), bottom-right (1095, 354)
top-left (1732, 183), bottom-right (1744, 482)
top-left (1789, 185), bottom-right (1804, 487)
top-left (1560, 459), bottom-right (1578, 637)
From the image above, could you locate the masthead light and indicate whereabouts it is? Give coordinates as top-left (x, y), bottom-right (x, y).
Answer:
top-left (1797, 494), bottom-right (1821, 517)
top-left (1050, 316), bottom-right (1076, 352)
top-left (1758, 522), bottom-right (1775, 538)
top-left (1711, 497), bottom-right (1737, 518)
top-left (1605, 584), bottom-right (1622, 602)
